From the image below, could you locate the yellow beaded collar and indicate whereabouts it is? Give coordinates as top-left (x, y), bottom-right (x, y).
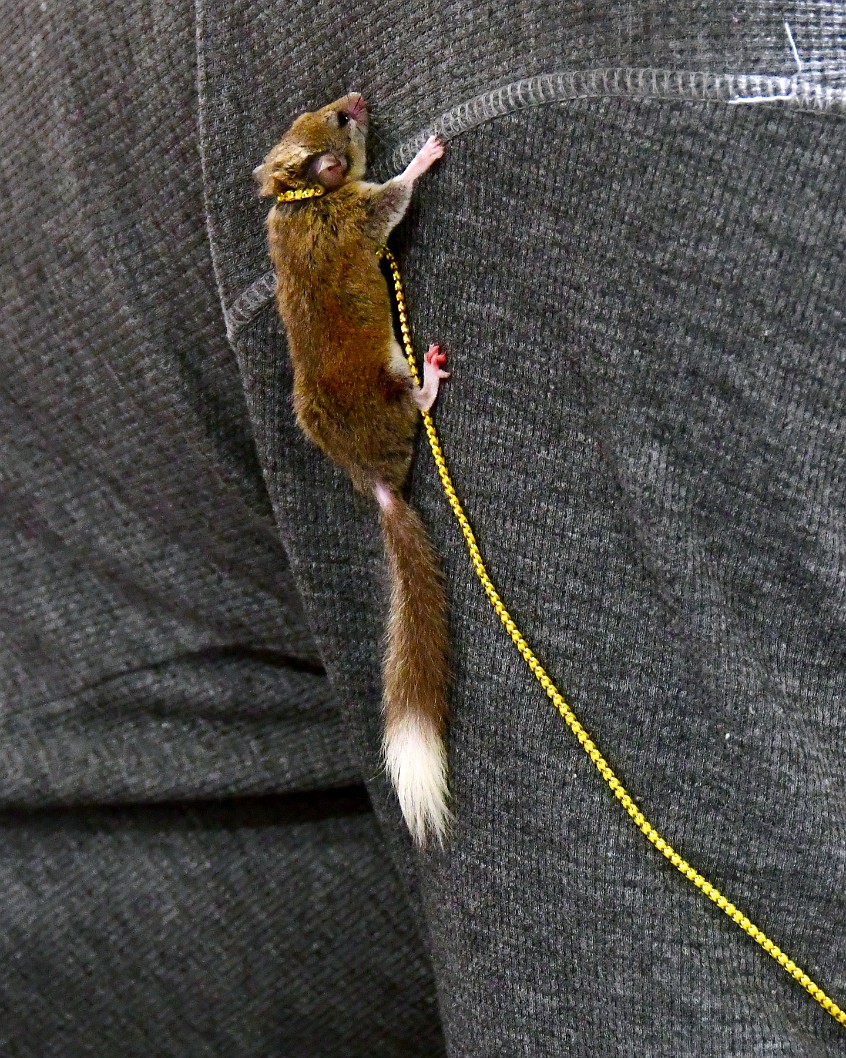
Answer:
top-left (276, 186), bottom-right (325, 203)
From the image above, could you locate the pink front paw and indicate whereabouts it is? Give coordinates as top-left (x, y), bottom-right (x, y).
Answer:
top-left (404, 136), bottom-right (445, 180)
top-left (425, 343), bottom-right (450, 377)
top-left (419, 135), bottom-right (445, 167)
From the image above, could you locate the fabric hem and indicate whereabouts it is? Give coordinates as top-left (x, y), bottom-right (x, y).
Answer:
top-left (225, 64), bottom-right (846, 337)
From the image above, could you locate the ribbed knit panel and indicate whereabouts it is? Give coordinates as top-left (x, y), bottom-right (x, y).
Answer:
top-left (0, 0), bottom-right (358, 801)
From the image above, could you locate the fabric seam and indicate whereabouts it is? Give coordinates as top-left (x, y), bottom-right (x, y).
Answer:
top-left (224, 64), bottom-right (846, 337)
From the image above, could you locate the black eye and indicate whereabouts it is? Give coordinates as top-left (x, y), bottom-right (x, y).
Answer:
top-left (337, 112), bottom-right (349, 127)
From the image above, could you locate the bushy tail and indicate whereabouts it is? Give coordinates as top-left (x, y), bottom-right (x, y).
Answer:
top-left (376, 484), bottom-right (451, 844)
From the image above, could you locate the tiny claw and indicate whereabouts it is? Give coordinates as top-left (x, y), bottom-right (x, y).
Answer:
top-left (416, 345), bottom-right (451, 410)
top-left (401, 136), bottom-right (445, 183)
top-left (425, 343), bottom-right (450, 378)
top-left (425, 342), bottom-right (446, 366)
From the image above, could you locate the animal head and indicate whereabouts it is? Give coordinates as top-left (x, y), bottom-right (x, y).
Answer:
top-left (253, 93), bottom-right (369, 197)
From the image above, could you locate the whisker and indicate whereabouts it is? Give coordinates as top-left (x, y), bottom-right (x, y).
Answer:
top-left (363, 102), bottom-right (392, 145)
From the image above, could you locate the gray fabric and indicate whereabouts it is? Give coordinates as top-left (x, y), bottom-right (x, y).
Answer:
top-left (1, 0), bottom-right (844, 1054)
top-left (0, 0), bottom-right (351, 803)
top-left (202, 0), bottom-right (846, 1053)
top-left (0, 791), bottom-right (440, 1058)
top-left (0, 1), bottom-right (443, 1054)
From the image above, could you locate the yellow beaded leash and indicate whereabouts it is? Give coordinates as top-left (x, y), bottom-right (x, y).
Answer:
top-left (376, 243), bottom-right (845, 1031)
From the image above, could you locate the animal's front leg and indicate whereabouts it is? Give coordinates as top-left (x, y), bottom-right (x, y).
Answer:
top-left (363, 137), bottom-right (445, 243)
top-left (399, 135), bottom-right (444, 185)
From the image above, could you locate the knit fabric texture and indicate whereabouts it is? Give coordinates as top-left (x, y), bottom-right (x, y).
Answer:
top-left (2, 0), bottom-right (845, 1054)
top-left (0, 1), bottom-right (442, 1054)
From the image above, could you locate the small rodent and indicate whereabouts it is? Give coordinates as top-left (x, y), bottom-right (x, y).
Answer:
top-left (254, 94), bottom-right (451, 844)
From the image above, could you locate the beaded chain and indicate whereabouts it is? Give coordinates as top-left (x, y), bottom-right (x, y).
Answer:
top-left (375, 243), bottom-right (845, 1031)
top-left (277, 186), bottom-right (326, 202)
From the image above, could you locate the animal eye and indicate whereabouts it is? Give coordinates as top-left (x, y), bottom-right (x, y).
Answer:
top-left (337, 112), bottom-right (349, 127)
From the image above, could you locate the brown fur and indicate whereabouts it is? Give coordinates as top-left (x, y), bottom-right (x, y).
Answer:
top-left (381, 495), bottom-right (450, 749)
top-left (257, 96), bottom-right (451, 840)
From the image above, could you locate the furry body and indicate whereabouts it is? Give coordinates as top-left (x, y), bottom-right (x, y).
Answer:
top-left (255, 96), bottom-right (451, 843)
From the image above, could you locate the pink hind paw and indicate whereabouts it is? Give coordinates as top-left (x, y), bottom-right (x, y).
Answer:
top-left (414, 344), bottom-right (451, 412)
top-left (425, 343), bottom-right (450, 378)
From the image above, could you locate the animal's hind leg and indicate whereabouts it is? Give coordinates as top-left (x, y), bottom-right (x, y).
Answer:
top-left (413, 344), bottom-right (450, 412)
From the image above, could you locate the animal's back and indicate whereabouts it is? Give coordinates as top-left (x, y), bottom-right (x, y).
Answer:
top-left (273, 200), bottom-right (417, 491)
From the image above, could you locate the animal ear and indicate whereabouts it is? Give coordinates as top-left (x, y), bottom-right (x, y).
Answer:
top-left (313, 151), bottom-right (348, 190)
top-left (253, 143), bottom-right (311, 197)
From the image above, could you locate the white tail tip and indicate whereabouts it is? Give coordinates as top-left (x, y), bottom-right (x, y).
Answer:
top-left (383, 716), bottom-right (452, 845)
